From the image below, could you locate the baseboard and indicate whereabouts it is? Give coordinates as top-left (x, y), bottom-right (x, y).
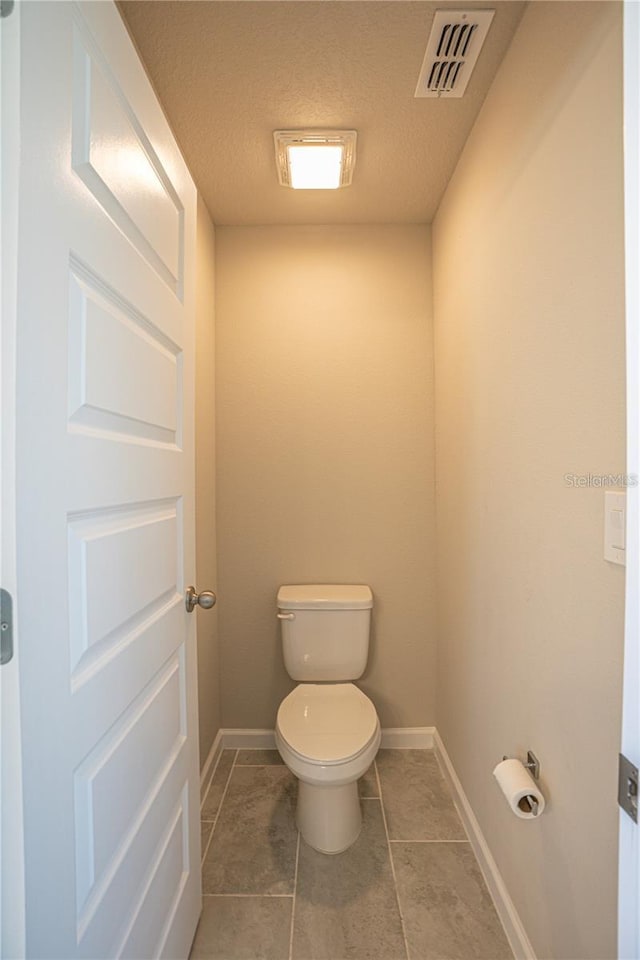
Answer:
top-left (199, 728), bottom-right (224, 804)
top-left (221, 728), bottom-right (277, 749)
top-left (217, 726), bottom-right (435, 750)
top-left (433, 730), bottom-right (536, 960)
top-left (380, 726), bottom-right (435, 749)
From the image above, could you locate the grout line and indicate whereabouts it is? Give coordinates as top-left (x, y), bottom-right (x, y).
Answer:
top-left (200, 739), bottom-right (229, 809)
top-left (200, 749), bottom-right (238, 868)
top-left (234, 764), bottom-right (284, 768)
top-left (288, 831), bottom-right (301, 960)
top-left (375, 760), bottom-right (411, 960)
top-left (389, 839), bottom-right (470, 844)
top-left (200, 748), bottom-right (235, 814)
top-left (200, 762), bottom-right (218, 818)
top-left (199, 758), bottom-right (217, 809)
top-left (200, 825), bottom-right (215, 869)
top-left (202, 893), bottom-right (294, 899)
top-left (360, 796), bottom-right (380, 800)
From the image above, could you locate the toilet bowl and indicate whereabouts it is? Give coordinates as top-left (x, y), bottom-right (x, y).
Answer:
top-left (276, 682), bottom-right (381, 854)
top-left (274, 585), bottom-right (380, 854)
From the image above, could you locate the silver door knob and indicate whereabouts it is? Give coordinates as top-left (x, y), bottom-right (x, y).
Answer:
top-left (185, 586), bottom-right (217, 613)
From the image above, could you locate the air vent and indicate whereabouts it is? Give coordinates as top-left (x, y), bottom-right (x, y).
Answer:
top-left (415, 9), bottom-right (495, 99)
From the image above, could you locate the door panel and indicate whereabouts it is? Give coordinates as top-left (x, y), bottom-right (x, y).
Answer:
top-left (16, 3), bottom-right (199, 957)
top-left (71, 16), bottom-right (183, 292)
top-left (68, 263), bottom-right (181, 445)
top-left (67, 499), bottom-right (181, 681)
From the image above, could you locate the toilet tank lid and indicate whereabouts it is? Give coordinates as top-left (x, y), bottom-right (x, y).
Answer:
top-left (277, 584), bottom-right (373, 610)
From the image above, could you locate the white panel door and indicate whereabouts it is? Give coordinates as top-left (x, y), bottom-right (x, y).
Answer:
top-left (14, 2), bottom-right (201, 957)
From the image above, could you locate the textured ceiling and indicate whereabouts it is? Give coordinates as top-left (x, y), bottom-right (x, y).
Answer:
top-left (120, 1), bottom-right (526, 225)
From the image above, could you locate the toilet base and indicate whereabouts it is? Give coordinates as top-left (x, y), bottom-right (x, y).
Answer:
top-left (296, 779), bottom-right (362, 854)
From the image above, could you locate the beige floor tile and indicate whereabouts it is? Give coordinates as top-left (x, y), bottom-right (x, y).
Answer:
top-left (236, 749), bottom-right (284, 765)
top-left (292, 800), bottom-right (407, 960)
top-left (190, 896), bottom-right (292, 960)
top-left (377, 749), bottom-right (466, 841)
top-left (392, 842), bottom-right (513, 959)
top-left (203, 765), bottom-right (298, 895)
top-left (197, 748), bottom-right (515, 960)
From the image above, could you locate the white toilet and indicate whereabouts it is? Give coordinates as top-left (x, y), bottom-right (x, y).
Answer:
top-left (275, 584), bottom-right (381, 855)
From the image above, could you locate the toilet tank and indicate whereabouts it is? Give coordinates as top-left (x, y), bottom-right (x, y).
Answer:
top-left (277, 584), bottom-right (373, 682)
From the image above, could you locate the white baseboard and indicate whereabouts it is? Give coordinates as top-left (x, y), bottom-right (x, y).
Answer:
top-left (217, 726), bottom-right (435, 751)
top-left (221, 728), bottom-right (276, 749)
top-left (433, 730), bottom-right (536, 960)
top-left (199, 728), bottom-right (224, 803)
top-left (380, 726), bottom-right (435, 749)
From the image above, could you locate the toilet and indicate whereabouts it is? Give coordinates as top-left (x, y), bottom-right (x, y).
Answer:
top-left (275, 584), bottom-right (381, 855)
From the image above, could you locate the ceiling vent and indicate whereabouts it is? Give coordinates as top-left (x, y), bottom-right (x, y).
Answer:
top-left (414, 9), bottom-right (495, 99)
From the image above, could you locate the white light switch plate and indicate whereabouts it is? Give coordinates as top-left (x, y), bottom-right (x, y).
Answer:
top-left (604, 490), bottom-right (626, 565)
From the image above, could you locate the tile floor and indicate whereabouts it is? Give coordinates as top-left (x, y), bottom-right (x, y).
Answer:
top-left (191, 748), bottom-right (513, 960)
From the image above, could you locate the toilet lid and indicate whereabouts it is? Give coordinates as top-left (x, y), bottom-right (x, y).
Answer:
top-left (276, 683), bottom-right (379, 764)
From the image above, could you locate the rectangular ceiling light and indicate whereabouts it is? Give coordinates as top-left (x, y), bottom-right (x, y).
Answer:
top-left (274, 130), bottom-right (357, 189)
top-left (288, 145), bottom-right (343, 189)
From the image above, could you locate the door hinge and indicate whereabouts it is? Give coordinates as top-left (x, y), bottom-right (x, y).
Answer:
top-left (618, 753), bottom-right (638, 822)
top-left (0, 589), bottom-right (13, 665)
top-left (0, 1), bottom-right (15, 19)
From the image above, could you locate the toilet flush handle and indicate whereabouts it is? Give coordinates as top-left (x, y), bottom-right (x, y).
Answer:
top-left (277, 612), bottom-right (295, 620)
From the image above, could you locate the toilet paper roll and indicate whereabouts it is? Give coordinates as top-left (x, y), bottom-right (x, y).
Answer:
top-left (492, 758), bottom-right (546, 819)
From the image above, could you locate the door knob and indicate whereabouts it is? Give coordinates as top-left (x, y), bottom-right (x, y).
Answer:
top-left (185, 586), bottom-right (217, 613)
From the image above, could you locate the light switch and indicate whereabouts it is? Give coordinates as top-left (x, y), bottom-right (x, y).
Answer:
top-left (604, 491), bottom-right (626, 565)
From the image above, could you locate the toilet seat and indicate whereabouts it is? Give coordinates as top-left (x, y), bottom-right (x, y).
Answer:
top-left (276, 683), bottom-right (379, 765)
top-left (275, 681), bottom-right (381, 848)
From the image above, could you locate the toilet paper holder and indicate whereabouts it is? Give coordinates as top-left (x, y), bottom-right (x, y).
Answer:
top-left (502, 749), bottom-right (540, 781)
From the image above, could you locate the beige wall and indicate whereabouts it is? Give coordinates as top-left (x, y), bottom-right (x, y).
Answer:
top-left (195, 195), bottom-right (221, 769)
top-left (215, 225), bottom-right (435, 729)
top-left (432, 4), bottom-right (625, 958)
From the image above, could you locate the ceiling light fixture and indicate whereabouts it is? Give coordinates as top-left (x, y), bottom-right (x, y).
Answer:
top-left (273, 130), bottom-right (357, 190)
